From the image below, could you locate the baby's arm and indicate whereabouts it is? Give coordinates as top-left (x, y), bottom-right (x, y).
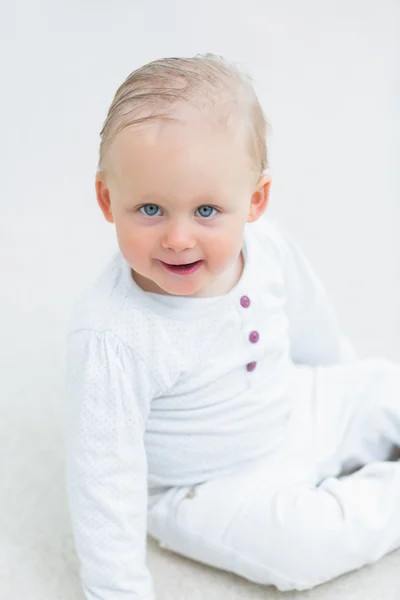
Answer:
top-left (272, 223), bottom-right (357, 365)
top-left (65, 329), bottom-right (155, 600)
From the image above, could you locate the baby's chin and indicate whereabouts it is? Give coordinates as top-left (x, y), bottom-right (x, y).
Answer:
top-left (156, 278), bottom-right (209, 298)
top-left (130, 267), bottom-right (201, 296)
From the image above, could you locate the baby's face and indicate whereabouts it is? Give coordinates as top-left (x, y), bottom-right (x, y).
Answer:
top-left (98, 110), bottom-right (267, 297)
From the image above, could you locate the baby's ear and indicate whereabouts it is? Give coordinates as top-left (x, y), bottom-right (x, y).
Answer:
top-left (95, 171), bottom-right (114, 224)
top-left (247, 173), bottom-right (271, 223)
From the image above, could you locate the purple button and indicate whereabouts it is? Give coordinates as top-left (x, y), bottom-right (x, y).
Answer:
top-left (249, 331), bottom-right (259, 343)
top-left (246, 361), bottom-right (257, 372)
top-left (240, 295), bottom-right (251, 308)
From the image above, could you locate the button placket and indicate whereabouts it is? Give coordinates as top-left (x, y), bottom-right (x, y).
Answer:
top-left (239, 295), bottom-right (258, 372)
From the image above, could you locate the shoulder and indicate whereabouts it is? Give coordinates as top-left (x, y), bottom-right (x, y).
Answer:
top-left (67, 252), bottom-right (160, 353)
top-left (67, 253), bottom-right (177, 389)
top-left (248, 217), bottom-right (293, 263)
top-left (68, 251), bottom-right (124, 328)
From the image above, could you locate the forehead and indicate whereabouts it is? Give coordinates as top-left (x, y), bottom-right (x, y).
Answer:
top-left (107, 110), bottom-right (254, 193)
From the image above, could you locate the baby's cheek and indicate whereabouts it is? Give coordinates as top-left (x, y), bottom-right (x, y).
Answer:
top-left (120, 226), bottom-right (145, 253)
top-left (116, 228), bottom-right (142, 264)
top-left (208, 236), bottom-right (240, 264)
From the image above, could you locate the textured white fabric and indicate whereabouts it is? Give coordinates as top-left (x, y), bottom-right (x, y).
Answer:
top-left (147, 359), bottom-right (400, 592)
top-left (65, 218), bottom-right (356, 600)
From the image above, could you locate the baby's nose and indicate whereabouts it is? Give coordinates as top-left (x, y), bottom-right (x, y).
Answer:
top-left (161, 222), bottom-right (195, 251)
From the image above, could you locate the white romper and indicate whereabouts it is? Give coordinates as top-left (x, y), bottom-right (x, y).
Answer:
top-left (65, 218), bottom-right (400, 599)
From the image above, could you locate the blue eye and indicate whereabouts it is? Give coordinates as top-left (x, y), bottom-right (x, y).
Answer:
top-left (196, 206), bottom-right (217, 218)
top-left (139, 204), bottom-right (162, 217)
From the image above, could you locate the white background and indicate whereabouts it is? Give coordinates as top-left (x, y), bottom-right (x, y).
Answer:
top-left (1, 0), bottom-right (399, 373)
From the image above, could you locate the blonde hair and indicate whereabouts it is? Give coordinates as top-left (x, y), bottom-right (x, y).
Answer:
top-left (97, 53), bottom-right (269, 176)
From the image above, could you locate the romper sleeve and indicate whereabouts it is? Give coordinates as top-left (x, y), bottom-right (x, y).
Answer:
top-left (65, 329), bottom-right (156, 600)
top-left (271, 223), bottom-right (357, 365)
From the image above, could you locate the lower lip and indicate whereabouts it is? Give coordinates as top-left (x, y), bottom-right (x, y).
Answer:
top-left (160, 260), bottom-right (204, 276)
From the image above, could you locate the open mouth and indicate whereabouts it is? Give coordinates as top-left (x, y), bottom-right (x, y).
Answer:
top-left (160, 260), bottom-right (204, 275)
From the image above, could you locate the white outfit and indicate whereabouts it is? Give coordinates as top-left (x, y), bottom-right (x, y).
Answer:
top-left (65, 218), bottom-right (400, 600)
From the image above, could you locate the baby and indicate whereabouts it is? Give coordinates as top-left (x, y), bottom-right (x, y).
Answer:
top-left (65, 54), bottom-right (400, 600)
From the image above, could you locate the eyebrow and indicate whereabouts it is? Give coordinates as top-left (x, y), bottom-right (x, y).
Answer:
top-left (140, 192), bottom-right (218, 205)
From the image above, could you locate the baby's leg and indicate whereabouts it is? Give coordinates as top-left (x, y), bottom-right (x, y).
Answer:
top-left (304, 358), bottom-right (400, 478)
top-left (147, 455), bottom-right (400, 591)
top-left (147, 359), bottom-right (400, 591)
